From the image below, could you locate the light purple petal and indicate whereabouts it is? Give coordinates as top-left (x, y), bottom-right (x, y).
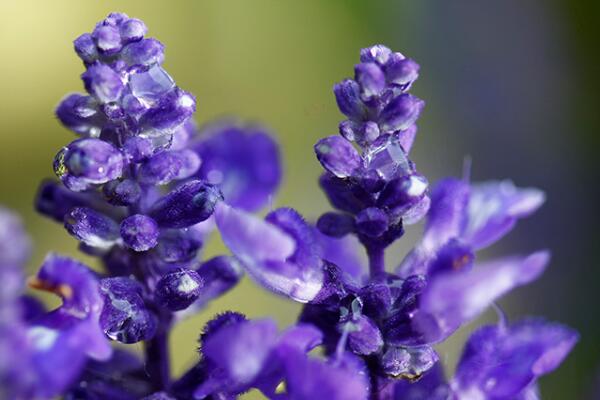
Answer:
top-left (464, 180), bottom-right (545, 250)
top-left (452, 319), bottom-right (577, 398)
top-left (215, 203), bottom-right (323, 302)
top-left (416, 251), bottom-right (549, 343)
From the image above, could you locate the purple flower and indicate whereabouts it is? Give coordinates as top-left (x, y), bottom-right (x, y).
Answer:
top-left (450, 319), bottom-right (578, 399)
top-left (215, 203), bottom-right (324, 302)
top-left (192, 121), bottom-right (282, 212)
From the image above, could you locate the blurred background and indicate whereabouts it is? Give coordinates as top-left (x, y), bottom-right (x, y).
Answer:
top-left (0, 1), bottom-right (598, 398)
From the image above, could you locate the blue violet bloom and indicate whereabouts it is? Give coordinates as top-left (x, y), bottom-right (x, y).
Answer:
top-left (0, 13), bottom-right (577, 400)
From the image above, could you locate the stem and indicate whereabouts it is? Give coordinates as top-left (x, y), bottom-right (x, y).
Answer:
top-left (145, 314), bottom-right (172, 391)
top-left (366, 244), bottom-right (385, 278)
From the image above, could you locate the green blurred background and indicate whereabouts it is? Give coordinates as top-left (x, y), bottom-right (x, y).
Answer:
top-left (1, 1), bottom-right (598, 398)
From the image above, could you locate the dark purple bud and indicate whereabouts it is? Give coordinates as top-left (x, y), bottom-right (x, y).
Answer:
top-left (314, 136), bottom-right (361, 178)
top-left (360, 45), bottom-right (393, 65)
top-left (364, 135), bottom-right (411, 181)
top-left (358, 282), bottom-right (394, 319)
top-left (156, 230), bottom-right (203, 263)
top-left (140, 88), bottom-right (196, 132)
top-left (102, 179), bottom-right (141, 206)
top-left (355, 62), bottom-right (385, 99)
top-left (316, 212), bottom-right (354, 238)
top-left (128, 65), bottom-right (175, 103)
top-left (319, 173), bottom-right (374, 214)
top-left (355, 207), bottom-right (389, 238)
top-left (36, 180), bottom-right (91, 222)
top-left (155, 268), bottom-right (204, 311)
top-left (380, 346), bottom-right (438, 378)
top-left (194, 256), bottom-right (243, 308)
top-left (123, 136), bottom-right (153, 162)
top-left (428, 239), bottom-right (474, 277)
top-left (378, 174), bottom-right (428, 213)
top-left (54, 138), bottom-right (124, 191)
top-left (123, 38), bottom-right (165, 67)
top-left (64, 207), bottom-right (119, 249)
top-left (357, 168), bottom-right (385, 193)
top-left (379, 93), bottom-right (424, 133)
top-left (385, 54), bottom-right (420, 89)
top-left (334, 79), bottom-right (367, 120)
top-left (120, 18), bottom-right (147, 43)
top-left (120, 214), bottom-right (159, 252)
top-left (55, 93), bottom-right (100, 136)
top-left (82, 63), bottom-right (125, 103)
top-left (138, 151), bottom-right (184, 185)
top-left (92, 24), bottom-right (122, 54)
top-left (100, 277), bottom-right (157, 343)
top-left (73, 33), bottom-right (99, 63)
top-left (342, 315), bottom-right (383, 355)
top-left (149, 180), bottom-right (222, 228)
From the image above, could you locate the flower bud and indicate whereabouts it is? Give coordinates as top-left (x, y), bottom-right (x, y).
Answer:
top-left (155, 268), bottom-right (204, 311)
top-left (355, 62), bottom-right (385, 99)
top-left (82, 64), bottom-right (124, 103)
top-left (334, 79), bottom-right (367, 120)
top-left (355, 207), bottom-right (389, 238)
top-left (103, 179), bottom-right (141, 206)
top-left (316, 212), bottom-right (354, 238)
top-left (120, 214), bottom-right (159, 252)
top-left (64, 207), bottom-right (119, 249)
top-left (123, 38), bottom-right (165, 67)
top-left (314, 136), bottom-right (361, 178)
top-left (379, 93), bottom-right (424, 133)
top-left (149, 180), bottom-right (222, 228)
top-left (99, 277), bottom-right (157, 343)
top-left (54, 138), bottom-right (124, 191)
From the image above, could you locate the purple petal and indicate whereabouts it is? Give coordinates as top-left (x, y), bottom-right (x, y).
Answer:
top-left (202, 319), bottom-right (279, 387)
top-left (193, 122), bottom-right (281, 212)
top-left (464, 180), bottom-right (545, 250)
top-left (215, 203), bottom-right (323, 302)
top-left (416, 251), bottom-right (550, 343)
top-left (452, 319), bottom-right (578, 398)
top-left (314, 136), bottom-right (361, 178)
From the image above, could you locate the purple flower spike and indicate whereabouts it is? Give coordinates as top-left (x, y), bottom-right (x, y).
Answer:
top-left (416, 251), bottom-right (550, 343)
top-left (192, 121), bottom-right (282, 212)
top-left (215, 203), bottom-right (323, 302)
top-left (120, 214), bottom-right (159, 252)
top-left (315, 136), bottom-right (362, 178)
top-left (54, 138), bottom-right (124, 191)
top-left (99, 277), bottom-right (157, 343)
top-left (155, 268), bottom-right (204, 311)
top-left (149, 180), bottom-right (222, 228)
top-left (64, 207), bottom-right (120, 249)
top-left (452, 319), bottom-right (578, 399)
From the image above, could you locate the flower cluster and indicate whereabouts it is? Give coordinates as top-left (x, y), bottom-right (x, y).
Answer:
top-left (0, 12), bottom-right (577, 400)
